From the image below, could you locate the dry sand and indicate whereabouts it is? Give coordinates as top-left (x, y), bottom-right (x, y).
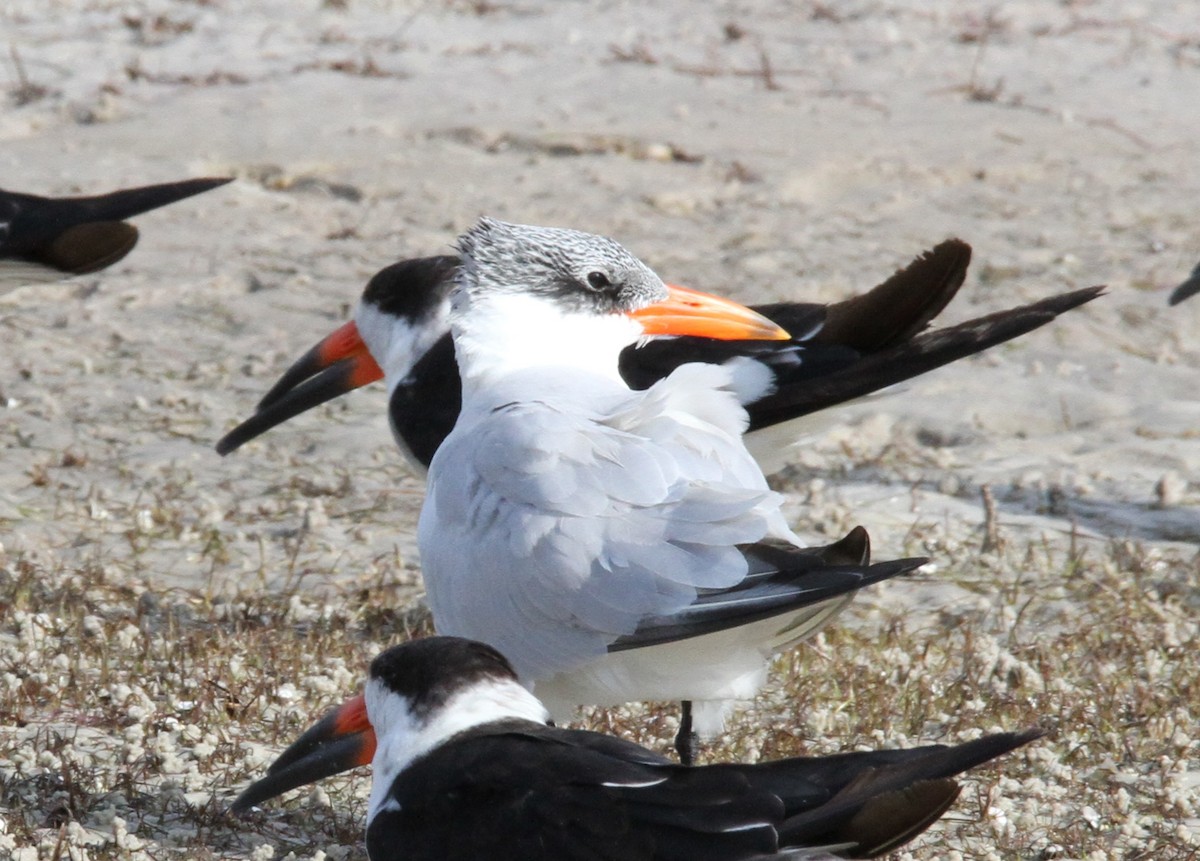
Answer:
top-left (2, 1), bottom-right (1199, 859)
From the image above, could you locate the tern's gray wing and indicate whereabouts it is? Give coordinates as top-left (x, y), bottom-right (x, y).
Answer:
top-left (419, 365), bottom-right (793, 682)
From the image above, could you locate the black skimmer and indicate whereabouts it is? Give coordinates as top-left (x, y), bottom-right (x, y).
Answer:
top-left (232, 636), bottom-right (1044, 860)
top-left (216, 238), bottom-right (1103, 476)
top-left (355, 217), bottom-right (929, 763)
top-left (1169, 261), bottom-right (1200, 306)
top-left (0, 176), bottom-right (232, 294)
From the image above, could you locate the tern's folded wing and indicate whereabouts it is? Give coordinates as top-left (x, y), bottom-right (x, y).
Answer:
top-left (419, 369), bottom-right (793, 680)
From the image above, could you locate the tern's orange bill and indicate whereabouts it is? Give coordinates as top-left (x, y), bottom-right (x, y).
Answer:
top-left (630, 284), bottom-right (791, 341)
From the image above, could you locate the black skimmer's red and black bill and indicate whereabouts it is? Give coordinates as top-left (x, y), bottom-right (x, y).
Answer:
top-left (0, 176), bottom-right (232, 294)
top-left (373, 217), bottom-right (929, 763)
top-left (1169, 261), bottom-right (1200, 306)
top-left (216, 239), bottom-right (1103, 475)
top-left (232, 636), bottom-right (1043, 860)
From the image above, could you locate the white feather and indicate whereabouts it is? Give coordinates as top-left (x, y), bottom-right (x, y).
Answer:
top-left (366, 675), bottom-right (549, 824)
top-left (0, 260), bottom-right (68, 296)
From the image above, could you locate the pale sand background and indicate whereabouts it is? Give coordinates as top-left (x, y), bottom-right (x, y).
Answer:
top-left (2, 1), bottom-right (1199, 858)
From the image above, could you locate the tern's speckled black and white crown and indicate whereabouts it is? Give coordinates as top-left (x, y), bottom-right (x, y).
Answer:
top-left (455, 217), bottom-right (667, 314)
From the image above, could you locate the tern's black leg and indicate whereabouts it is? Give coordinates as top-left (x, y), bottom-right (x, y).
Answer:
top-left (675, 700), bottom-right (699, 766)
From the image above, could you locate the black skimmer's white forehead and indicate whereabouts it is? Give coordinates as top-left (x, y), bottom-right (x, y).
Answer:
top-left (217, 239), bottom-right (1103, 476)
top-left (1169, 261), bottom-right (1200, 306)
top-left (0, 177), bottom-right (232, 294)
top-left (233, 636), bottom-right (1044, 861)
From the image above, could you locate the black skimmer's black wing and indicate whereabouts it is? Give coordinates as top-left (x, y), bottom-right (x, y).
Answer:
top-left (0, 177), bottom-right (232, 288)
top-left (745, 284), bottom-right (1105, 433)
top-left (620, 237), bottom-right (972, 393)
top-left (1169, 261), bottom-right (1200, 306)
top-left (232, 637), bottom-right (1042, 861)
top-left (375, 723), bottom-right (1041, 861)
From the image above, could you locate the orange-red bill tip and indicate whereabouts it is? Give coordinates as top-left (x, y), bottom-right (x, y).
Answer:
top-left (332, 693), bottom-right (376, 764)
top-left (229, 693), bottom-right (376, 814)
top-left (630, 284), bottom-right (791, 341)
top-left (315, 322), bottom-right (385, 391)
top-left (216, 321), bottom-right (384, 456)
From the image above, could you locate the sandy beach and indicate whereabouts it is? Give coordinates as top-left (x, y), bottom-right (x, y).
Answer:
top-left (2, 1), bottom-right (1198, 858)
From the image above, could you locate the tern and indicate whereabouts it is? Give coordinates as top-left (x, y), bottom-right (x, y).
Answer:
top-left (232, 636), bottom-right (1043, 860)
top-left (0, 176), bottom-right (232, 295)
top-left (217, 239), bottom-right (1102, 476)
top-left (401, 217), bottom-right (930, 761)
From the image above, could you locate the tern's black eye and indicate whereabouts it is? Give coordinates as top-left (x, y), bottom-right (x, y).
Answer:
top-left (586, 271), bottom-right (612, 291)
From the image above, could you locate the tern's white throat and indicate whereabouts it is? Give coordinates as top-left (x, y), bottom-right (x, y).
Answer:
top-left (449, 286), bottom-right (645, 398)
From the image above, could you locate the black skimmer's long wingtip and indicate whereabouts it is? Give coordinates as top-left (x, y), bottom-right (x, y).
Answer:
top-left (747, 284), bottom-right (1105, 432)
top-left (63, 176), bottom-right (235, 223)
top-left (778, 727), bottom-right (1045, 854)
top-left (1168, 262), bottom-right (1200, 306)
top-left (816, 237), bottom-right (972, 351)
top-left (1, 176), bottom-right (234, 279)
top-left (51, 177), bottom-right (235, 275)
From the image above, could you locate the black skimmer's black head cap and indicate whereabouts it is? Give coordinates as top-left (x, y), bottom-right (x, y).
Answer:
top-left (361, 255), bottom-right (460, 322)
top-left (369, 636), bottom-right (520, 720)
top-left (455, 216), bottom-right (668, 314)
